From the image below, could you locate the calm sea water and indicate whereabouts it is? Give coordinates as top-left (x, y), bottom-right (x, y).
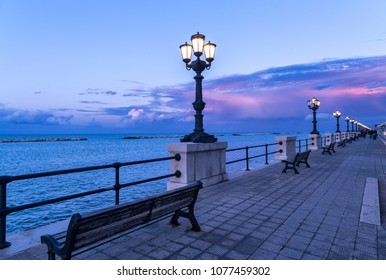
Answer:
top-left (0, 132), bottom-right (308, 234)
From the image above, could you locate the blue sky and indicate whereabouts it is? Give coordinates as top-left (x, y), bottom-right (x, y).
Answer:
top-left (1, 0), bottom-right (386, 134)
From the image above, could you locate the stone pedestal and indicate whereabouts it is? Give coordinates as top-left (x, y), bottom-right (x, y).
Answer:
top-left (275, 136), bottom-right (296, 160)
top-left (167, 142), bottom-right (228, 190)
top-left (308, 134), bottom-right (321, 150)
top-left (324, 133), bottom-right (333, 146)
top-left (334, 132), bottom-right (341, 143)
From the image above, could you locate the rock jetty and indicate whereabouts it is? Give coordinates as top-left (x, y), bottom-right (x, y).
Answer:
top-left (123, 134), bottom-right (224, 139)
top-left (0, 137), bottom-right (87, 143)
top-left (123, 135), bottom-right (183, 139)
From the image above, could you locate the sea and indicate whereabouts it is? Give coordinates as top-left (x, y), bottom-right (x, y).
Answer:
top-left (0, 132), bottom-right (309, 235)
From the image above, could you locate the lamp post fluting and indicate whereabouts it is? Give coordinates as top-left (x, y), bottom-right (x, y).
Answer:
top-left (179, 32), bottom-right (217, 143)
top-left (307, 97), bottom-right (320, 134)
top-left (345, 116), bottom-right (350, 132)
top-left (333, 110), bottom-right (341, 133)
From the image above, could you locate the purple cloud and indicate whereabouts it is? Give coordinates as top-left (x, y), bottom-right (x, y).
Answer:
top-left (3, 56), bottom-right (386, 134)
top-left (78, 88), bottom-right (117, 95)
top-left (80, 101), bottom-right (108, 105)
top-left (116, 55), bottom-right (386, 131)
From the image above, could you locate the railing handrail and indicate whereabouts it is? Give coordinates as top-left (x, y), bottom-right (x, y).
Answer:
top-left (0, 154), bottom-right (181, 184)
top-left (226, 141), bottom-right (282, 170)
top-left (0, 153), bottom-right (181, 249)
top-left (226, 142), bottom-right (277, 152)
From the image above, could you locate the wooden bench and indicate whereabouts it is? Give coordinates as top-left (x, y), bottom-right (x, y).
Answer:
top-left (281, 150), bottom-right (311, 174)
top-left (321, 142), bottom-right (336, 155)
top-left (40, 181), bottom-right (202, 260)
top-left (337, 139), bottom-right (347, 147)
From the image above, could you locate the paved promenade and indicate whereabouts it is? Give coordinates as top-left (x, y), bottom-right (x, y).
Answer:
top-left (1, 137), bottom-right (386, 260)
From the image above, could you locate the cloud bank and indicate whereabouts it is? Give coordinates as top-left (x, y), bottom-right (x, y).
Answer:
top-left (1, 56), bottom-right (386, 133)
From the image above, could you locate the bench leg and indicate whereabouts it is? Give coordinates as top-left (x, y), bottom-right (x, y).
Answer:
top-left (170, 207), bottom-right (201, 232)
top-left (282, 163), bottom-right (299, 174)
top-left (47, 250), bottom-right (56, 260)
top-left (297, 161), bottom-right (310, 168)
top-left (170, 210), bottom-right (180, 226)
top-left (282, 162), bottom-right (290, 173)
top-left (187, 206), bottom-right (201, 232)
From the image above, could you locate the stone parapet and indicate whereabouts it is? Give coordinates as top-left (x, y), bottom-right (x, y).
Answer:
top-left (308, 134), bottom-right (321, 150)
top-left (275, 136), bottom-right (296, 161)
top-left (324, 133), bottom-right (333, 146)
top-left (167, 142), bottom-right (228, 190)
top-left (334, 132), bottom-right (341, 143)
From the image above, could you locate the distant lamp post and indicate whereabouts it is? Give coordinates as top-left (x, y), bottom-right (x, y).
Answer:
top-left (350, 119), bottom-right (355, 132)
top-left (345, 116), bottom-right (350, 132)
top-left (333, 110), bottom-right (341, 133)
top-left (179, 32), bottom-right (217, 143)
top-left (307, 97), bottom-right (320, 134)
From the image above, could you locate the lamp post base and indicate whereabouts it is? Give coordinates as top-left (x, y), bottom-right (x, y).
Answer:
top-left (181, 132), bottom-right (217, 143)
top-left (0, 241), bottom-right (11, 249)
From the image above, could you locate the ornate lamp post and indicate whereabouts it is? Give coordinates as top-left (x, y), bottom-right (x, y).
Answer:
top-left (179, 32), bottom-right (217, 143)
top-left (333, 110), bottom-right (341, 133)
top-left (350, 119), bottom-right (355, 132)
top-left (307, 97), bottom-right (320, 134)
top-left (345, 116), bottom-right (350, 132)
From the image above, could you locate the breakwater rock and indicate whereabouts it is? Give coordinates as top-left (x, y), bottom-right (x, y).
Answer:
top-left (0, 137), bottom-right (87, 143)
top-left (123, 135), bottom-right (183, 139)
top-left (123, 134), bottom-right (224, 140)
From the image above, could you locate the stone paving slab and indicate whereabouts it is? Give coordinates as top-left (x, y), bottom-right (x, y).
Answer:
top-left (360, 177), bottom-right (381, 225)
top-left (1, 137), bottom-right (386, 260)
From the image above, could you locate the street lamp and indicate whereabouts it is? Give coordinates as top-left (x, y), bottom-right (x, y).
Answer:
top-left (179, 32), bottom-right (217, 143)
top-left (333, 110), bottom-right (341, 133)
top-left (350, 119), bottom-right (355, 132)
top-left (307, 97), bottom-right (320, 134)
top-left (345, 116), bottom-right (350, 132)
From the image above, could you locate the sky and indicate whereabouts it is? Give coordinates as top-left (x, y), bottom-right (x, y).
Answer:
top-left (1, 0), bottom-right (386, 135)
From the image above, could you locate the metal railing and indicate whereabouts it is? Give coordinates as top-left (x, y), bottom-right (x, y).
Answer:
top-left (296, 138), bottom-right (309, 152)
top-left (226, 142), bottom-right (282, 171)
top-left (0, 154), bottom-right (181, 249)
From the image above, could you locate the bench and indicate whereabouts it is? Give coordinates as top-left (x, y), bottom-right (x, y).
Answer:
top-left (41, 181), bottom-right (203, 260)
top-left (337, 139), bottom-right (347, 147)
top-left (321, 142), bottom-right (336, 155)
top-left (281, 150), bottom-right (311, 174)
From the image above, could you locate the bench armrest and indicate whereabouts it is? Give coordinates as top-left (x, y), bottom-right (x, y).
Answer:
top-left (41, 234), bottom-right (64, 255)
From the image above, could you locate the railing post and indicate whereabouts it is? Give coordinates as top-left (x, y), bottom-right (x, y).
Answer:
top-left (298, 139), bottom-right (301, 153)
top-left (113, 163), bottom-right (121, 205)
top-left (265, 144), bottom-right (268, 164)
top-left (306, 139), bottom-right (308, 150)
top-left (245, 146), bottom-right (250, 171)
top-left (0, 177), bottom-right (11, 249)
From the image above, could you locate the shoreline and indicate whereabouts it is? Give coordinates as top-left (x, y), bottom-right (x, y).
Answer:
top-left (0, 137), bottom-right (87, 143)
